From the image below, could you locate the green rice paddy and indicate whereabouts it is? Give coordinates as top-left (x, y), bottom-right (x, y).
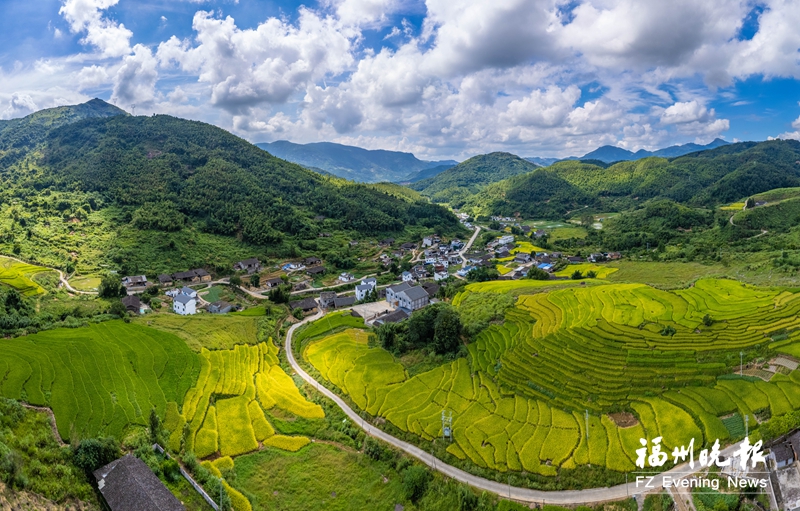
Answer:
top-left (303, 277), bottom-right (800, 476)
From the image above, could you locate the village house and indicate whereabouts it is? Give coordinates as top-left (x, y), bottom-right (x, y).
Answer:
top-left (121, 275), bottom-right (147, 289)
top-left (514, 253), bottom-right (532, 264)
top-left (380, 238), bottom-right (395, 246)
top-left (355, 282), bottom-right (375, 301)
top-left (567, 256), bottom-right (584, 264)
top-left (450, 240), bottom-right (464, 250)
top-left (400, 242), bottom-right (417, 251)
top-left (448, 255), bottom-right (461, 265)
top-left (534, 229), bottom-right (547, 238)
top-left (94, 455), bottom-right (185, 511)
top-left (293, 281), bottom-right (309, 291)
top-left (588, 253), bottom-right (605, 263)
top-left (386, 282), bottom-right (412, 307)
top-left (157, 274), bottom-right (173, 287)
top-left (349, 240), bottom-right (359, 246)
top-left (173, 292), bottom-right (196, 316)
top-left (338, 272), bottom-right (355, 283)
top-left (434, 271), bottom-right (449, 281)
top-left (333, 296), bottom-right (356, 308)
top-left (233, 258), bottom-right (261, 274)
top-left (208, 301), bottom-right (233, 314)
top-left (319, 292), bottom-right (337, 309)
top-left (373, 308), bottom-right (409, 326)
top-left (401, 271), bottom-right (415, 283)
top-left (433, 263), bottom-right (446, 274)
top-left (422, 282), bottom-right (439, 298)
top-left (395, 286), bottom-right (430, 311)
top-left (521, 225), bottom-right (531, 233)
top-left (318, 232), bottom-right (332, 238)
top-left (289, 298), bottom-right (318, 314)
top-left (121, 295), bottom-right (144, 315)
top-left (498, 234), bottom-right (515, 245)
top-left (305, 256), bottom-right (322, 266)
top-left (265, 277), bottom-right (284, 288)
top-left (496, 248), bottom-right (511, 259)
top-left (607, 252), bottom-right (622, 260)
top-left (171, 269), bottom-right (210, 285)
top-left (422, 237), bottom-right (434, 247)
top-left (306, 266), bottom-right (326, 277)
top-left (425, 256), bottom-right (438, 265)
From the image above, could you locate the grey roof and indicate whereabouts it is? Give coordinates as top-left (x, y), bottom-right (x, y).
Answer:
top-left (375, 309), bottom-right (409, 324)
top-left (356, 284), bottom-right (373, 293)
top-left (398, 286), bottom-right (429, 302)
top-left (290, 298), bottom-right (318, 310)
top-left (362, 278), bottom-right (377, 285)
top-left (236, 258), bottom-right (260, 267)
top-left (209, 301), bottom-right (232, 310)
top-left (192, 268), bottom-right (210, 277)
top-left (306, 266), bottom-right (326, 274)
top-left (157, 274), bottom-right (172, 283)
top-left (334, 296), bottom-right (356, 308)
top-left (94, 455), bottom-right (184, 511)
top-left (387, 282), bottom-right (412, 294)
top-left (172, 271), bottom-right (196, 280)
top-left (181, 286), bottom-right (195, 295)
top-left (422, 283), bottom-right (439, 297)
top-left (774, 442), bottom-right (795, 463)
top-left (121, 295), bottom-right (140, 309)
top-left (174, 294), bottom-right (195, 305)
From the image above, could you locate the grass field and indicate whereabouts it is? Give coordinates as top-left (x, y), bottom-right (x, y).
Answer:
top-left (0, 321), bottom-right (200, 441)
top-left (554, 263), bottom-right (618, 279)
top-left (607, 261), bottom-right (730, 288)
top-left (234, 443), bottom-right (410, 511)
top-left (133, 313), bottom-right (260, 351)
top-left (69, 275), bottom-right (102, 292)
top-left (303, 276), bottom-right (800, 476)
top-left (0, 255), bottom-right (53, 296)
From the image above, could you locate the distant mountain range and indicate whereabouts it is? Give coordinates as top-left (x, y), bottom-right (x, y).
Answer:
top-left (256, 140), bottom-right (457, 183)
top-left (564, 138), bottom-right (730, 163)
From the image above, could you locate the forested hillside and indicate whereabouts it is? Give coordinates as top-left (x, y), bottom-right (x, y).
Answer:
top-left (410, 152), bottom-right (539, 206)
top-left (0, 101), bottom-right (462, 274)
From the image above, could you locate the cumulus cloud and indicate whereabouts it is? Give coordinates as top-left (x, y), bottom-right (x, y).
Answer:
top-left (77, 65), bottom-right (110, 90)
top-left (504, 86), bottom-right (581, 127)
top-left (158, 10), bottom-right (352, 114)
top-left (59, 0), bottom-right (133, 57)
top-left (112, 45), bottom-right (158, 108)
top-left (659, 100), bottom-right (712, 125)
top-left (2, 93), bottom-right (38, 119)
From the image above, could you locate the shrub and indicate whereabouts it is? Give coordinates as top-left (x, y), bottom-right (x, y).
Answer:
top-left (402, 465), bottom-right (431, 502)
top-left (72, 437), bottom-right (121, 475)
top-left (162, 459), bottom-right (182, 483)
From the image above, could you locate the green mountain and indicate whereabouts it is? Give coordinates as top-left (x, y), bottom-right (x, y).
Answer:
top-left (0, 100), bottom-right (462, 275)
top-left (460, 140), bottom-right (800, 219)
top-left (256, 140), bottom-right (456, 183)
top-left (0, 98), bottom-right (126, 167)
top-left (410, 152), bottom-right (539, 207)
top-left (401, 163), bottom-right (455, 183)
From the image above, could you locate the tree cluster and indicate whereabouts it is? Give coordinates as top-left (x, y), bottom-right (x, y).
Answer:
top-left (375, 303), bottom-right (463, 356)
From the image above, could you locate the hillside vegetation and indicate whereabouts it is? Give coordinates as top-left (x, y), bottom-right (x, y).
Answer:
top-left (411, 152), bottom-right (539, 206)
top-left (0, 101), bottom-right (462, 275)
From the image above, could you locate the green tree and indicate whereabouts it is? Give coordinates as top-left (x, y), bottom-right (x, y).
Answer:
top-left (526, 267), bottom-right (550, 280)
top-left (149, 408), bottom-right (161, 444)
top-left (292, 308), bottom-right (304, 320)
top-left (249, 274), bottom-right (260, 288)
top-left (109, 300), bottom-right (127, 318)
top-left (229, 275), bottom-right (242, 287)
top-left (586, 270), bottom-right (597, 278)
top-left (402, 465), bottom-right (431, 502)
top-left (570, 270), bottom-right (583, 280)
top-left (702, 314), bottom-right (713, 327)
top-left (98, 275), bottom-right (126, 299)
top-left (432, 306), bottom-right (462, 355)
top-left (73, 437), bottom-right (121, 475)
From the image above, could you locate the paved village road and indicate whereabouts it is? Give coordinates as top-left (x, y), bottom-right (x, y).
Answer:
top-left (1, 253), bottom-right (95, 295)
top-left (285, 309), bottom-right (751, 505)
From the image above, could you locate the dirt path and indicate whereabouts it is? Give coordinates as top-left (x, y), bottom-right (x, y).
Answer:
top-left (0, 253), bottom-right (95, 295)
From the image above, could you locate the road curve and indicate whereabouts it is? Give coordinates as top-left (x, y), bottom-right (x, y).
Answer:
top-left (285, 310), bottom-right (747, 504)
top-left (1, 253), bottom-right (95, 295)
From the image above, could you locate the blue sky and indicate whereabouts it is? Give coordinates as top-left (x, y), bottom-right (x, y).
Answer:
top-left (1, 0), bottom-right (799, 159)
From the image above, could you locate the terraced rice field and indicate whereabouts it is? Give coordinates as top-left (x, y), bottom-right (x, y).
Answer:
top-left (0, 256), bottom-right (53, 296)
top-left (0, 321), bottom-right (200, 440)
top-left (175, 341), bottom-right (322, 459)
top-left (553, 263), bottom-right (618, 279)
top-left (134, 314), bottom-right (260, 351)
top-left (304, 278), bottom-right (800, 475)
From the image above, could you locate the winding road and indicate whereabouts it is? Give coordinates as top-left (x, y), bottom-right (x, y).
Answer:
top-left (285, 310), bottom-right (752, 505)
top-left (0, 253), bottom-right (94, 295)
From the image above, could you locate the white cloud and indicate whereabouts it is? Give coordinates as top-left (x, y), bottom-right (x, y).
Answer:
top-left (77, 65), bottom-right (110, 90)
top-left (504, 86), bottom-right (581, 127)
top-left (59, 0), bottom-right (133, 57)
top-left (659, 100), bottom-right (711, 125)
top-left (2, 93), bottom-right (38, 119)
top-left (112, 45), bottom-right (159, 108)
top-left (158, 10), bottom-right (352, 114)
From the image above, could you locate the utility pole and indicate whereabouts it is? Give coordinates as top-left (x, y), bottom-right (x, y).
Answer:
top-left (745, 414), bottom-right (749, 438)
top-left (740, 351), bottom-right (743, 376)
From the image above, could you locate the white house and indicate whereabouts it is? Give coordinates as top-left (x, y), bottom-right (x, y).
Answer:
top-left (422, 237), bottom-right (434, 247)
top-left (425, 257), bottom-right (438, 265)
top-left (401, 271), bottom-right (415, 283)
top-left (498, 235), bottom-right (515, 245)
top-left (355, 278), bottom-right (377, 301)
top-left (180, 286), bottom-right (197, 298)
top-left (173, 294), bottom-right (197, 315)
top-left (338, 272), bottom-right (355, 283)
top-left (434, 271), bottom-right (449, 281)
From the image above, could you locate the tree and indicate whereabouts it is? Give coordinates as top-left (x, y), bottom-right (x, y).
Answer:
top-left (402, 466), bottom-right (431, 502)
top-left (570, 270), bottom-right (583, 280)
top-left (73, 437), bottom-right (121, 475)
top-left (292, 308), bottom-right (304, 320)
top-left (745, 197), bottom-right (755, 209)
top-left (249, 274), bottom-right (260, 288)
top-left (702, 314), bottom-right (713, 327)
top-left (466, 266), bottom-right (499, 282)
top-left (109, 300), bottom-right (127, 318)
top-left (149, 408), bottom-right (161, 444)
top-left (526, 267), bottom-right (550, 280)
top-left (268, 285), bottom-right (291, 304)
top-left (376, 322), bottom-right (407, 352)
top-left (432, 306), bottom-right (462, 355)
top-left (586, 270), bottom-right (597, 278)
top-left (98, 275), bottom-right (126, 299)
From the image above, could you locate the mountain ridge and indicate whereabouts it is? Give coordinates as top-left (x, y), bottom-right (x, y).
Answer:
top-left (257, 140), bottom-right (456, 183)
